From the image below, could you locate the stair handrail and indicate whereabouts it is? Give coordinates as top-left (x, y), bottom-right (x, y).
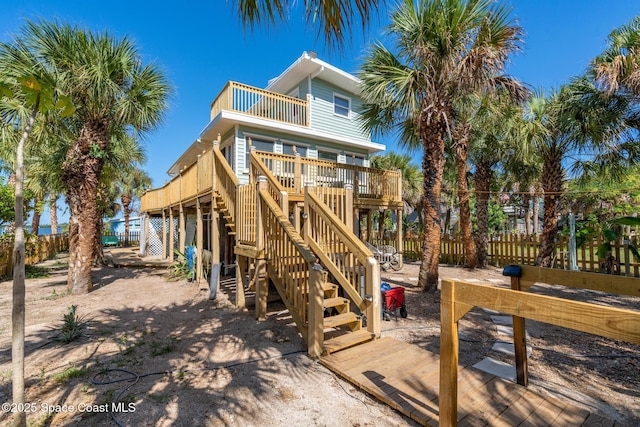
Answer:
top-left (304, 185), bottom-right (381, 337)
top-left (250, 149), bottom-right (289, 215)
top-left (257, 183), bottom-right (317, 335)
top-left (213, 141), bottom-right (239, 224)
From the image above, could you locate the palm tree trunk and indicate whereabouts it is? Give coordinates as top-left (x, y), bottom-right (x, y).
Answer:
top-left (94, 212), bottom-right (106, 265)
top-left (454, 123), bottom-right (477, 268)
top-left (62, 120), bottom-right (108, 294)
top-left (13, 98), bottom-right (38, 427)
top-left (122, 195), bottom-right (132, 247)
top-left (419, 128), bottom-right (446, 293)
top-left (474, 159), bottom-right (492, 268)
top-left (49, 194), bottom-right (58, 235)
top-left (532, 188), bottom-right (540, 234)
top-left (523, 192), bottom-right (532, 235)
top-left (31, 196), bottom-right (43, 236)
top-left (536, 147), bottom-right (564, 266)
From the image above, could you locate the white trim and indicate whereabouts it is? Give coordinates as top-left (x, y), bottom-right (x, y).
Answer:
top-left (200, 110), bottom-right (385, 152)
top-left (333, 93), bottom-right (351, 119)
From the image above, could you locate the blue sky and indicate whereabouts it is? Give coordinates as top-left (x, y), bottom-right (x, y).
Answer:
top-left (2, 0), bottom-right (639, 222)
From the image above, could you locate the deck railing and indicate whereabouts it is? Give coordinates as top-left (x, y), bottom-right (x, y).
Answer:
top-left (210, 81), bottom-right (308, 127)
top-left (304, 186), bottom-right (380, 337)
top-left (440, 270), bottom-right (640, 426)
top-left (254, 151), bottom-right (402, 204)
top-left (250, 150), bottom-right (289, 213)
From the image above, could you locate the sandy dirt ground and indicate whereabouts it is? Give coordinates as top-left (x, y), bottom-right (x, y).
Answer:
top-left (0, 249), bottom-right (638, 426)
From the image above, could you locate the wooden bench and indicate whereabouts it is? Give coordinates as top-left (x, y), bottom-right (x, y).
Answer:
top-left (439, 265), bottom-right (640, 426)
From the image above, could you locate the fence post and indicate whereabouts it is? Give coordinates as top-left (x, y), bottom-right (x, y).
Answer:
top-left (294, 151), bottom-right (302, 193)
top-left (440, 279), bottom-right (458, 427)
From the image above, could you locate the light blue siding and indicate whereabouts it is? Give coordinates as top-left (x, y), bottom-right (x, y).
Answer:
top-left (309, 78), bottom-right (369, 141)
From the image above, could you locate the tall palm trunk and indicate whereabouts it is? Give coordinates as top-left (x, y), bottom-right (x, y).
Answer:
top-left (49, 194), bottom-right (58, 235)
top-left (523, 192), bottom-right (532, 235)
top-left (419, 126), bottom-right (446, 292)
top-left (532, 188), bottom-right (540, 234)
top-left (122, 194), bottom-right (132, 247)
top-left (474, 159), bottom-right (492, 268)
top-left (536, 147), bottom-right (564, 266)
top-left (62, 120), bottom-right (108, 294)
top-left (453, 123), bottom-right (477, 268)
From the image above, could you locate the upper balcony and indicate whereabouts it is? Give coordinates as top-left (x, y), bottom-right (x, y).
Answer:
top-left (210, 81), bottom-right (308, 128)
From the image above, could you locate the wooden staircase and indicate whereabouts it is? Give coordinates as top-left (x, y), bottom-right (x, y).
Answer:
top-left (213, 146), bottom-right (380, 358)
top-left (214, 191), bottom-right (236, 235)
top-left (317, 272), bottom-right (375, 355)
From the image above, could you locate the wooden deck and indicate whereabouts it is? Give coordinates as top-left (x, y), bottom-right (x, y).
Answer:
top-left (320, 337), bottom-right (620, 426)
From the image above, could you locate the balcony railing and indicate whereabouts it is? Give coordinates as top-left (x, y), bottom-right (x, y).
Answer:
top-left (210, 81), bottom-right (308, 127)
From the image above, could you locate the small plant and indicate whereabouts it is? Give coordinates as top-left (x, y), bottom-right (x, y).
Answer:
top-left (166, 248), bottom-right (193, 281)
top-left (81, 384), bottom-right (90, 393)
top-left (52, 365), bottom-right (86, 383)
top-left (44, 288), bottom-right (71, 300)
top-left (51, 305), bottom-right (89, 343)
top-left (39, 366), bottom-right (46, 384)
top-left (150, 337), bottom-right (177, 357)
top-left (25, 265), bottom-right (50, 279)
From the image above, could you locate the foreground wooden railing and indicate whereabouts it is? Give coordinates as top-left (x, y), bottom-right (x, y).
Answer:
top-left (256, 180), bottom-right (320, 341)
top-left (0, 234), bottom-right (69, 278)
top-left (254, 151), bottom-right (402, 204)
top-left (210, 81), bottom-right (308, 127)
top-left (439, 269), bottom-right (640, 426)
top-left (304, 185), bottom-right (380, 338)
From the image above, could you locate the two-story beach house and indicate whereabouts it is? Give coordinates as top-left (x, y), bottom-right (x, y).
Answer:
top-left (140, 52), bottom-right (404, 356)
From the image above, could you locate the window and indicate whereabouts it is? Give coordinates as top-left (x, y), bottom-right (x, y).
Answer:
top-left (333, 94), bottom-right (350, 118)
top-left (318, 150), bottom-right (338, 162)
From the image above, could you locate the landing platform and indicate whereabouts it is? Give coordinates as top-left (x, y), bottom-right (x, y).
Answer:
top-left (320, 337), bottom-right (618, 426)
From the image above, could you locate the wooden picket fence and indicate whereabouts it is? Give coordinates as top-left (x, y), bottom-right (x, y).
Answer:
top-left (0, 234), bottom-right (69, 278)
top-left (374, 233), bottom-right (640, 277)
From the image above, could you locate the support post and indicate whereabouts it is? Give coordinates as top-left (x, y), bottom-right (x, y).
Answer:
top-left (235, 255), bottom-right (247, 309)
top-left (344, 184), bottom-right (354, 232)
top-left (396, 208), bottom-right (404, 269)
top-left (367, 209), bottom-right (373, 243)
top-left (503, 265), bottom-right (528, 386)
top-left (169, 208), bottom-right (175, 259)
top-left (307, 263), bottom-right (325, 358)
top-left (354, 208), bottom-right (360, 237)
top-left (364, 257), bottom-right (381, 338)
top-left (294, 151), bottom-right (302, 193)
top-left (196, 199), bottom-right (203, 285)
top-left (178, 203), bottom-right (186, 253)
top-left (162, 209), bottom-right (167, 259)
top-left (440, 279), bottom-right (459, 427)
top-left (255, 176), bottom-right (268, 320)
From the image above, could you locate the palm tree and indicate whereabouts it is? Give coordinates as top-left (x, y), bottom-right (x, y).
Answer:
top-left (0, 30), bottom-right (64, 427)
top-left (234, 0), bottom-right (379, 48)
top-left (360, 0), bottom-right (522, 291)
top-left (19, 20), bottom-right (170, 293)
top-left (593, 16), bottom-right (640, 97)
top-left (518, 79), bottom-right (639, 266)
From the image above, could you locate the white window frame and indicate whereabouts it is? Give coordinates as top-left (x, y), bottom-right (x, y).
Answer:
top-left (333, 93), bottom-right (351, 119)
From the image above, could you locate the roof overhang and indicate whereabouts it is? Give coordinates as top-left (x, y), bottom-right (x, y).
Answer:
top-left (266, 51), bottom-right (361, 95)
top-left (199, 111), bottom-right (385, 155)
top-left (166, 138), bottom-right (213, 176)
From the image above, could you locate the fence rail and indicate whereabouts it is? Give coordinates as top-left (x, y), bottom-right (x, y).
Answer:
top-left (374, 233), bottom-right (640, 277)
top-left (0, 234), bottom-right (70, 278)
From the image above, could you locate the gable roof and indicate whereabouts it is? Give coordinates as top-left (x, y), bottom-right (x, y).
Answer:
top-left (266, 51), bottom-right (362, 95)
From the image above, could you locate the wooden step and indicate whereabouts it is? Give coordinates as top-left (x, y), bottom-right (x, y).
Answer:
top-left (324, 312), bottom-right (361, 330)
top-left (323, 330), bottom-right (375, 355)
top-left (323, 297), bottom-right (349, 310)
top-left (323, 282), bottom-right (338, 298)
